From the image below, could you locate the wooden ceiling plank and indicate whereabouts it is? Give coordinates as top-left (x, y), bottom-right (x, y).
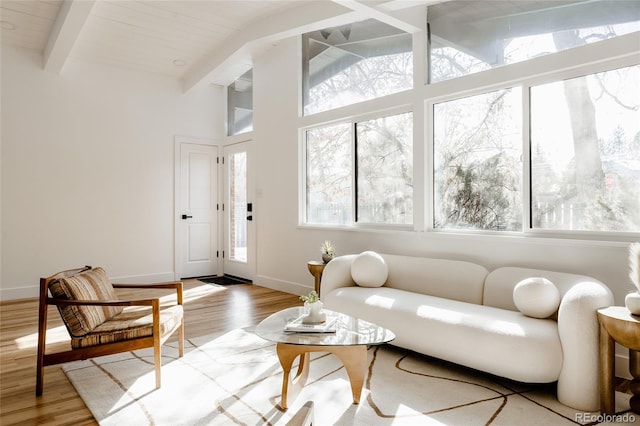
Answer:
top-left (44, 0), bottom-right (96, 73)
top-left (92, 1), bottom-right (232, 39)
top-left (182, 1), bottom-right (356, 91)
top-left (0, 0), bottom-right (61, 20)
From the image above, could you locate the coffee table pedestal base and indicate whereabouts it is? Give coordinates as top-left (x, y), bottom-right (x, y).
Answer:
top-left (276, 343), bottom-right (367, 409)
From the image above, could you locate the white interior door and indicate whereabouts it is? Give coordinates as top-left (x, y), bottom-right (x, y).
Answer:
top-left (223, 141), bottom-right (254, 280)
top-left (176, 140), bottom-right (219, 279)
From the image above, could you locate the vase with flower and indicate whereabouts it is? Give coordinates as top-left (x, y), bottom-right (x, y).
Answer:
top-left (299, 290), bottom-right (326, 324)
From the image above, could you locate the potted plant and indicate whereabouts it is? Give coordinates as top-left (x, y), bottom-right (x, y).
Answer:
top-left (300, 291), bottom-right (325, 323)
top-left (321, 240), bottom-right (335, 264)
top-left (626, 242), bottom-right (640, 315)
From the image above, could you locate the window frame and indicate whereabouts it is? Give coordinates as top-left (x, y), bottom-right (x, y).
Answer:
top-left (298, 26), bottom-right (639, 242)
top-left (426, 55), bottom-right (640, 240)
top-left (300, 106), bottom-right (415, 230)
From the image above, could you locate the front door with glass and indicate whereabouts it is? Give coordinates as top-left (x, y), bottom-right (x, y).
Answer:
top-left (223, 141), bottom-right (254, 280)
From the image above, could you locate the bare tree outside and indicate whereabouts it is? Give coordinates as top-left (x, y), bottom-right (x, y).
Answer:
top-left (429, 1), bottom-right (640, 232)
top-left (306, 123), bottom-right (352, 225)
top-left (357, 113), bottom-right (413, 224)
top-left (531, 65), bottom-right (640, 232)
top-left (433, 89), bottom-right (522, 231)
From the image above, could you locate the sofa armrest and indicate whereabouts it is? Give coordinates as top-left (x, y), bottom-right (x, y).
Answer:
top-left (319, 255), bottom-right (358, 301)
top-left (556, 280), bottom-right (614, 411)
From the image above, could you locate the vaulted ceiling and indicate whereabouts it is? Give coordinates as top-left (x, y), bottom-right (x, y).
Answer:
top-left (0, 0), bottom-right (432, 92)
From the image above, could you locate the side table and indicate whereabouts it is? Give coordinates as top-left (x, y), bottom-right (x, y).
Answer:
top-left (597, 306), bottom-right (640, 414)
top-left (307, 261), bottom-right (326, 296)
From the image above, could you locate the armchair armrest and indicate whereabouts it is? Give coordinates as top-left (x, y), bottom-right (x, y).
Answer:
top-left (112, 281), bottom-right (183, 305)
top-left (112, 281), bottom-right (182, 290)
top-left (556, 280), bottom-right (614, 411)
top-left (47, 298), bottom-right (158, 308)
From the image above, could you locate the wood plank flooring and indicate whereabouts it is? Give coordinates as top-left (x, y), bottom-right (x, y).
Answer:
top-left (0, 280), bottom-right (299, 426)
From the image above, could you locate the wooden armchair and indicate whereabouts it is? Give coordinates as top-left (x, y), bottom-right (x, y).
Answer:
top-left (36, 266), bottom-right (184, 396)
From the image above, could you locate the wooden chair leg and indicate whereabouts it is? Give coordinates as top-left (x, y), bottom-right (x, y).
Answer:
top-left (178, 320), bottom-right (185, 357)
top-left (36, 278), bottom-right (49, 396)
top-left (152, 300), bottom-right (161, 389)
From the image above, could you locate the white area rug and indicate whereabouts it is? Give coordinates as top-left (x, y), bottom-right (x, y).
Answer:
top-left (62, 329), bottom-right (634, 425)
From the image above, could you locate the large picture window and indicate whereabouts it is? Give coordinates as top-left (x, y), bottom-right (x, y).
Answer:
top-left (302, 19), bottom-right (412, 116)
top-left (301, 3), bottom-right (638, 239)
top-left (433, 89), bottom-right (522, 231)
top-left (531, 65), bottom-right (640, 232)
top-left (357, 113), bottom-right (413, 224)
top-left (305, 112), bottom-right (413, 226)
top-left (306, 123), bottom-right (352, 225)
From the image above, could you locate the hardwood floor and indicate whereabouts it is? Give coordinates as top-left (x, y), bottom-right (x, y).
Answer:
top-left (0, 280), bottom-right (299, 426)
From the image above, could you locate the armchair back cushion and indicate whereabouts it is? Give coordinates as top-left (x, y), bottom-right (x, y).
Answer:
top-left (49, 267), bottom-right (123, 337)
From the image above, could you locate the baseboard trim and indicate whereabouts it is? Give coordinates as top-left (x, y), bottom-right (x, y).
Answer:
top-left (0, 286), bottom-right (38, 301)
top-left (110, 272), bottom-right (176, 285)
top-left (254, 274), bottom-right (311, 297)
top-left (615, 352), bottom-right (632, 380)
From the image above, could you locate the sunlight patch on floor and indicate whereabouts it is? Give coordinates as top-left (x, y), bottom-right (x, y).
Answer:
top-left (16, 324), bottom-right (68, 350)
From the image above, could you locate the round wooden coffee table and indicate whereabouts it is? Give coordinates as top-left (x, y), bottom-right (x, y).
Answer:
top-left (255, 307), bottom-right (395, 409)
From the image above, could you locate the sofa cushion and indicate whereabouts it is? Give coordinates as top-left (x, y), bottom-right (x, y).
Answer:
top-left (381, 254), bottom-right (488, 304)
top-left (351, 251), bottom-right (388, 287)
top-left (483, 267), bottom-right (608, 312)
top-left (71, 305), bottom-right (184, 349)
top-left (49, 267), bottom-right (123, 337)
top-left (513, 277), bottom-right (560, 318)
top-left (325, 286), bottom-right (563, 383)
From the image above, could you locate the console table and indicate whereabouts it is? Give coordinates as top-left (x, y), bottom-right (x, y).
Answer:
top-left (597, 306), bottom-right (640, 414)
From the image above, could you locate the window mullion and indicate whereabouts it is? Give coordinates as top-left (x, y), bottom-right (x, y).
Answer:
top-left (352, 121), bottom-right (358, 224)
top-left (522, 85), bottom-right (532, 233)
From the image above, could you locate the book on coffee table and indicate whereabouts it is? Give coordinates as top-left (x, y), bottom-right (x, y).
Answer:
top-left (284, 314), bottom-right (337, 333)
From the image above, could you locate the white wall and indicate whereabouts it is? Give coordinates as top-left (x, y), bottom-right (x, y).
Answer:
top-left (251, 36), bottom-right (638, 308)
top-left (0, 45), bottom-right (223, 299)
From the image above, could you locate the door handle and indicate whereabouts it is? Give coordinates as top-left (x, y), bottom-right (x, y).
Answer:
top-left (181, 214), bottom-right (193, 220)
top-left (247, 215), bottom-right (253, 221)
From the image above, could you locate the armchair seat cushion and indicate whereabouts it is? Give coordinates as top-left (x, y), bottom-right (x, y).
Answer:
top-left (49, 267), bottom-right (123, 337)
top-left (71, 305), bottom-right (184, 349)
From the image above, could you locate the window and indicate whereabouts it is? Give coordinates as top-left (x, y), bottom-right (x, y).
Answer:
top-left (306, 123), bottom-right (352, 225)
top-left (427, 1), bottom-right (640, 83)
top-left (305, 112), bottom-right (413, 226)
top-left (357, 113), bottom-right (413, 224)
top-left (531, 65), bottom-right (640, 232)
top-left (228, 69), bottom-right (253, 135)
top-left (300, 4), bottom-right (638, 239)
top-left (302, 19), bottom-right (412, 115)
top-left (433, 89), bottom-right (522, 231)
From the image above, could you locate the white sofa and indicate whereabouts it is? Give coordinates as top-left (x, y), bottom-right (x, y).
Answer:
top-left (320, 253), bottom-right (614, 411)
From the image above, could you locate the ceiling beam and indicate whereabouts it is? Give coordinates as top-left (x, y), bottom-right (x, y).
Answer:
top-left (181, 1), bottom-right (357, 92)
top-left (332, 0), bottom-right (422, 33)
top-left (43, 0), bottom-right (95, 73)
top-left (181, 0), bottom-right (435, 92)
